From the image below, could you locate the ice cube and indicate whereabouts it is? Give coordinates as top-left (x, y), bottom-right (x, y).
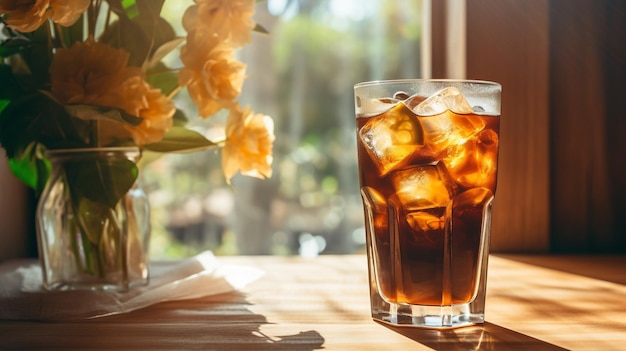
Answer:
top-left (443, 129), bottom-right (499, 190)
top-left (412, 87), bottom-right (474, 116)
top-left (403, 93), bottom-right (428, 110)
top-left (406, 87), bottom-right (485, 153)
top-left (416, 110), bottom-right (486, 154)
top-left (390, 163), bottom-right (457, 211)
top-left (453, 187), bottom-right (494, 210)
top-left (450, 187), bottom-right (494, 237)
top-left (473, 105), bottom-right (485, 113)
top-left (356, 97), bottom-right (399, 117)
top-left (359, 103), bottom-right (424, 176)
top-left (406, 211), bottom-right (445, 232)
top-left (393, 91), bottom-right (411, 100)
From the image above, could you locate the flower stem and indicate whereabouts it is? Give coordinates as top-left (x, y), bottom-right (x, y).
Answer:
top-left (167, 84), bottom-right (182, 100)
top-left (54, 23), bottom-right (67, 48)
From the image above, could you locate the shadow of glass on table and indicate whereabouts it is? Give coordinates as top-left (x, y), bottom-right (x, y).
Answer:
top-left (378, 321), bottom-right (569, 351)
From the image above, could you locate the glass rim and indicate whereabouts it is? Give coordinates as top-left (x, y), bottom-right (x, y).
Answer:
top-left (354, 78), bottom-right (501, 90)
top-left (45, 146), bottom-right (140, 157)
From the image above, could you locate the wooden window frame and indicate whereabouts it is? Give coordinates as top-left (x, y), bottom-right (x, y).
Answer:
top-left (429, 0), bottom-right (551, 252)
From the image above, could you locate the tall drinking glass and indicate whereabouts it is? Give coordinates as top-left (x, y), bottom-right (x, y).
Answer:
top-left (354, 79), bottom-right (501, 328)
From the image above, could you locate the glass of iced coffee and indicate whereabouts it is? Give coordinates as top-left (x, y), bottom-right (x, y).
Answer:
top-left (354, 79), bottom-right (501, 328)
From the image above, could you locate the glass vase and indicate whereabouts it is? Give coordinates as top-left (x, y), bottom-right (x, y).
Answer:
top-left (36, 147), bottom-right (150, 291)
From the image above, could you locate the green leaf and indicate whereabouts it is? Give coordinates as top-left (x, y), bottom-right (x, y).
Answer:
top-left (121, 0), bottom-right (139, 19)
top-left (143, 37), bottom-right (184, 70)
top-left (99, 19), bottom-right (151, 67)
top-left (64, 156), bottom-right (138, 208)
top-left (64, 104), bottom-right (143, 127)
top-left (6, 142), bottom-right (50, 193)
top-left (106, 0), bottom-right (129, 19)
top-left (0, 90), bottom-right (93, 191)
top-left (172, 109), bottom-right (188, 126)
top-left (7, 145), bottom-right (38, 189)
top-left (254, 23), bottom-right (270, 34)
top-left (21, 26), bottom-right (53, 88)
top-left (0, 37), bottom-right (31, 58)
top-left (61, 153), bottom-right (138, 263)
top-left (0, 99), bottom-right (9, 114)
top-left (145, 64), bottom-right (179, 95)
top-left (0, 93), bottom-right (49, 157)
top-left (136, 149), bottom-right (164, 169)
top-left (143, 126), bottom-right (217, 153)
top-left (76, 197), bottom-right (119, 245)
top-left (134, 16), bottom-right (177, 68)
top-left (103, 0), bottom-right (176, 68)
top-left (0, 91), bottom-right (93, 158)
top-left (0, 64), bottom-right (24, 100)
top-left (136, 0), bottom-right (166, 20)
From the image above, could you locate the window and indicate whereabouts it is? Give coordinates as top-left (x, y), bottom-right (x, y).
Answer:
top-left (142, 0), bottom-right (428, 258)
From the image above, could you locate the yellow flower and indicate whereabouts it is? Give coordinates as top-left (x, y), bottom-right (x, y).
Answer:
top-left (116, 76), bottom-right (175, 145)
top-left (48, 0), bottom-right (90, 26)
top-left (222, 104), bottom-right (274, 183)
top-left (50, 38), bottom-right (174, 145)
top-left (0, 0), bottom-right (90, 32)
top-left (178, 34), bottom-right (246, 118)
top-left (183, 0), bottom-right (256, 47)
top-left (51, 38), bottom-right (136, 106)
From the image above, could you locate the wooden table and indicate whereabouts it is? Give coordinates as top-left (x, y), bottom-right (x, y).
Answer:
top-left (1, 254), bottom-right (625, 350)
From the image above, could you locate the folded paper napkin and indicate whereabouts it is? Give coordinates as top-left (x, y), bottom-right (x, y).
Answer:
top-left (0, 251), bottom-right (264, 321)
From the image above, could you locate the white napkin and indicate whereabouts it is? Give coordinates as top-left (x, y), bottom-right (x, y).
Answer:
top-left (0, 251), bottom-right (264, 321)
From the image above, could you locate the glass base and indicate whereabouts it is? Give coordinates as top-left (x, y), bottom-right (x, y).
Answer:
top-left (372, 301), bottom-right (484, 329)
top-left (368, 280), bottom-right (488, 329)
top-left (42, 277), bottom-right (149, 292)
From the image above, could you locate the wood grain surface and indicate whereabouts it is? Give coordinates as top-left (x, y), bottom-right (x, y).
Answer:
top-left (1, 254), bottom-right (624, 350)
